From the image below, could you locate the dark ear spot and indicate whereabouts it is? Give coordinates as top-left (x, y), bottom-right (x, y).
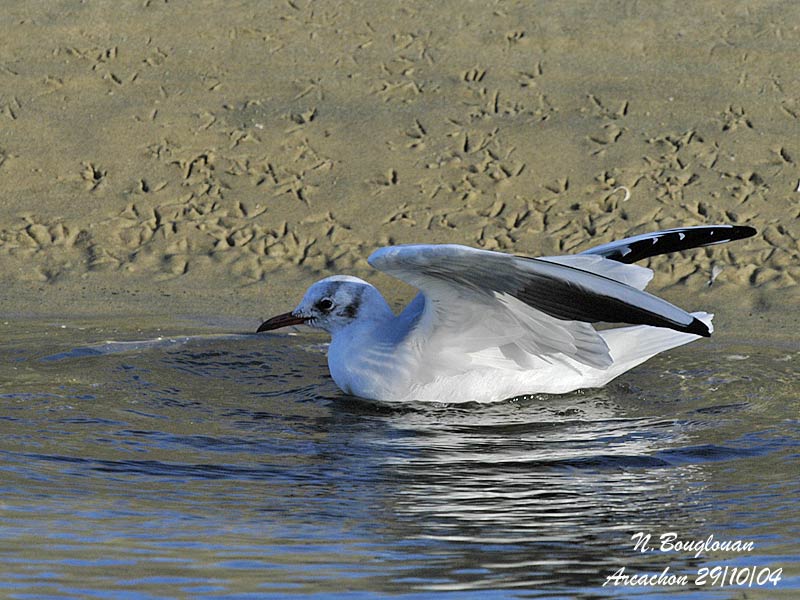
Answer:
top-left (342, 302), bottom-right (359, 319)
top-left (340, 287), bottom-right (364, 319)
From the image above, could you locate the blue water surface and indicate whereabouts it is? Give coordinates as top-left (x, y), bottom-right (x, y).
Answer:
top-left (0, 320), bottom-right (797, 599)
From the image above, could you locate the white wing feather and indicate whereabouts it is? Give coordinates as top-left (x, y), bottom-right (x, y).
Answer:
top-left (367, 243), bottom-right (710, 386)
top-left (368, 247), bottom-right (622, 381)
top-left (540, 255), bottom-right (654, 290)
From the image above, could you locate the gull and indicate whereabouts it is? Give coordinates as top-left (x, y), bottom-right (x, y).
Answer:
top-left (258, 225), bottom-right (756, 403)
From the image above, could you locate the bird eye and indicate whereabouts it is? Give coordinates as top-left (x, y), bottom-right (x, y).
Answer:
top-left (317, 297), bottom-right (334, 312)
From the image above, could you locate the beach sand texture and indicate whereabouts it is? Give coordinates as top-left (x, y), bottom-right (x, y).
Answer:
top-left (0, 1), bottom-right (798, 319)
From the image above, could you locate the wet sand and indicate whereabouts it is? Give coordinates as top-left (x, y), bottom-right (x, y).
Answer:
top-left (1, 1), bottom-right (798, 328)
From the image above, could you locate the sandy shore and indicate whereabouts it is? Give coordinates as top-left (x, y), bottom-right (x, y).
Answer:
top-left (1, 1), bottom-right (798, 329)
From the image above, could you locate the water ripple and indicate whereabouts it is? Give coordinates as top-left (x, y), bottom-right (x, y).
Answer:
top-left (0, 323), bottom-right (797, 597)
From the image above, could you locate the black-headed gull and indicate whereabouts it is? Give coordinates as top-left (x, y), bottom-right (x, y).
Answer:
top-left (258, 225), bottom-right (756, 403)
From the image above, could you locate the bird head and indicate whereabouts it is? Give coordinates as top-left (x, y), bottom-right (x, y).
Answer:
top-left (257, 275), bottom-right (391, 336)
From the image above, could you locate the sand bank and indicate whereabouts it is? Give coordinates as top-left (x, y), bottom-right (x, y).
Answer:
top-left (0, 1), bottom-right (797, 330)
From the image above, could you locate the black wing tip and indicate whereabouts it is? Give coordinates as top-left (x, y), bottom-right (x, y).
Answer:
top-left (583, 224), bottom-right (758, 264)
top-left (727, 225), bottom-right (757, 240)
top-left (685, 317), bottom-right (712, 338)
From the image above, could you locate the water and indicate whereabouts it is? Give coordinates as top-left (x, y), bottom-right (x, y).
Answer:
top-left (0, 319), bottom-right (797, 599)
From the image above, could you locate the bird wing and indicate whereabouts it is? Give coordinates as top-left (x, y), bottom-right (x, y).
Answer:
top-left (580, 224), bottom-right (756, 264)
top-left (539, 254), bottom-right (654, 290)
top-left (368, 244), bottom-right (709, 378)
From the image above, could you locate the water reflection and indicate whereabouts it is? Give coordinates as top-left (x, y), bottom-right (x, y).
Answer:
top-left (322, 394), bottom-right (699, 592)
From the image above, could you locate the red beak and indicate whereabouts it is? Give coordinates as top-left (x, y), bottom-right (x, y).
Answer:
top-left (256, 312), bottom-right (309, 333)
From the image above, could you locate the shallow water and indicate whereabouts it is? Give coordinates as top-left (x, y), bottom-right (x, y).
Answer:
top-left (0, 319), bottom-right (798, 599)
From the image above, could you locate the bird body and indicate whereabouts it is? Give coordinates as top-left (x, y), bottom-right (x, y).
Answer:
top-left (258, 225), bottom-right (755, 403)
